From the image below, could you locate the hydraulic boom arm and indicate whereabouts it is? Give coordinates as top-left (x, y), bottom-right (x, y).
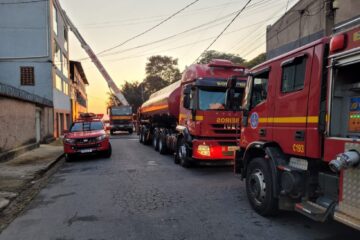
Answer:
top-left (61, 10), bottom-right (129, 106)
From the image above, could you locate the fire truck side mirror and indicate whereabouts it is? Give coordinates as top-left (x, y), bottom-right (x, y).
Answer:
top-left (183, 85), bottom-right (192, 109)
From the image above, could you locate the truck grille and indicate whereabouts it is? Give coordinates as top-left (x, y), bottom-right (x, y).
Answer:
top-left (211, 124), bottom-right (241, 135)
top-left (75, 137), bottom-right (97, 144)
top-left (113, 120), bottom-right (130, 125)
top-left (339, 168), bottom-right (360, 219)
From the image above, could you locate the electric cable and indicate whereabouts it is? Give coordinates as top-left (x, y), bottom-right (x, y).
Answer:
top-left (95, 0), bottom-right (201, 57)
top-left (193, 0), bottom-right (253, 64)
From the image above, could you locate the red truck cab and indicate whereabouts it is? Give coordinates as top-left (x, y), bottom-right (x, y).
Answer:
top-left (63, 113), bottom-right (112, 161)
top-left (233, 25), bottom-right (360, 230)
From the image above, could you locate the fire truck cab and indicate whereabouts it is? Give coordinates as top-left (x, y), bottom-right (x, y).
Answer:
top-left (233, 26), bottom-right (360, 230)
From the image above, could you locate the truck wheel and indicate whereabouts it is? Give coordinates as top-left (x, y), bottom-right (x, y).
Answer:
top-left (152, 130), bottom-right (159, 151)
top-left (158, 133), bottom-right (167, 155)
top-left (110, 130), bottom-right (114, 136)
top-left (65, 154), bottom-right (74, 162)
top-left (246, 157), bottom-right (278, 216)
top-left (139, 129), bottom-right (143, 143)
top-left (128, 129), bottom-right (133, 134)
top-left (104, 143), bottom-right (112, 158)
top-left (178, 138), bottom-right (191, 168)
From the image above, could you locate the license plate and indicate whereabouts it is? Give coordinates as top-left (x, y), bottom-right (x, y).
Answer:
top-left (228, 146), bottom-right (240, 151)
top-left (80, 149), bottom-right (93, 153)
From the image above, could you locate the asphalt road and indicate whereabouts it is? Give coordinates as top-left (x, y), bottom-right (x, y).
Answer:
top-left (0, 134), bottom-right (359, 240)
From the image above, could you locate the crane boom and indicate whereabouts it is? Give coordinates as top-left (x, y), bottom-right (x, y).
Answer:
top-left (61, 10), bottom-right (129, 106)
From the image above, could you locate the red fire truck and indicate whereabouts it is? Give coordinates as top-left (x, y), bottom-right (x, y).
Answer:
top-left (231, 25), bottom-right (360, 230)
top-left (138, 59), bottom-right (247, 167)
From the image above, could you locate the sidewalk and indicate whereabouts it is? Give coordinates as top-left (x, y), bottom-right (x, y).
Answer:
top-left (0, 142), bottom-right (64, 211)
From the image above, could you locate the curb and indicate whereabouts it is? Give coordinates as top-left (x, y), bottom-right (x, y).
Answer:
top-left (0, 143), bottom-right (39, 163)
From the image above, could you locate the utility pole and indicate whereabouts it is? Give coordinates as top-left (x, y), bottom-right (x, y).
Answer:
top-left (324, 0), bottom-right (336, 36)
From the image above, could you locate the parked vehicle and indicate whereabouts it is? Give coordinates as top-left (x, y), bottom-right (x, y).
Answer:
top-left (63, 113), bottom-right (112, 161)
top-left (108, 105), bottom-right (133, 135)
top-left (231, 25), bottom-right (360, 230)
top-left (138, 59), bottom-right (247, 167)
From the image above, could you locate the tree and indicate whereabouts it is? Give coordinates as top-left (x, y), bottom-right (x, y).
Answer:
top-left (145, 55), bottom-right (181, 83)
top-left (244, 53), bottom-right (266, 68)
top-left (121, 81), bottom-right (146, 112)
top-left (142, 75), bottom-right (168, 97)
top-left (106, 92), bottom-right (119, 108)
top-left (197, 50), bottom-right (245, 65)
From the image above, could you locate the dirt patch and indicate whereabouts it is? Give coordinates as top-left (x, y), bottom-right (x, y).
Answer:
top-left (0, 178), bottom-right (26, 192)
top-left (8, 156), bottom-right (49, 166)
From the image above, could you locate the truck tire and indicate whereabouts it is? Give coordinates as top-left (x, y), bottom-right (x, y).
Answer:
top-left (110, 130), bottom-right (114, 136)
top-left (178, 138), bottom-right (191, 168)
top-left (128, 128), bottom-right (133, 134)
top-left (158, 133), bottom-right (167, 155)
top-left (139, 129), bottom-right (144, 143)
top-left (153, 130), bottom-right (159, 151)
top-left (245, 157), bottom-right (278, 216)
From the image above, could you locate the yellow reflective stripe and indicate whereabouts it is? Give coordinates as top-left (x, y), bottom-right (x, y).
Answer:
top-left (179, 114), bottom-right (204, 121)
top-left (256, 116), bottom-right (319, 124)
top-left (195, 115), bottom-right (204, 121)
top-left (112, 116), bottom-right (132, 120)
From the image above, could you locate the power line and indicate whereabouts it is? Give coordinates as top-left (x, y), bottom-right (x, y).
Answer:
top-left (96, 0), bottom-right (201, 57)
top-left (77, 0), bottom-right (273, 61)
top-left (0, 0), bottom-right (46, 5)
top-left (193, 0), bottom-right (253, 64)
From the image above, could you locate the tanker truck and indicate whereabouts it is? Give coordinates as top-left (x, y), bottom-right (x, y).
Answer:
top-left (138, 59), bottom-right (247, 167)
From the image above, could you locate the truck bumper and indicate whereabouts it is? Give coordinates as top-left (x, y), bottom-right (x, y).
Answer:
top-left (64, 139), bottom-right (110, 155)
top-left (191, 139), bottom-right (238, 161)
top-left (110, 124), bottom-right (133, 131)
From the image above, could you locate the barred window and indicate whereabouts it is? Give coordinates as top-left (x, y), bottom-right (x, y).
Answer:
top-left (20, 67), bottom-right (35, 86)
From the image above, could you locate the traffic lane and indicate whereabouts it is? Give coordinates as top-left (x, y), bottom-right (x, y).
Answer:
top-left (0, 134), bottom-right (358, 240)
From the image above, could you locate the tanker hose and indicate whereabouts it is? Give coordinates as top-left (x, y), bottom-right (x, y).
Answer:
top-left (329, 151), bottom-right (360, 172)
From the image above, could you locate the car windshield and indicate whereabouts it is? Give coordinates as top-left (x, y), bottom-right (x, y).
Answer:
top-left (111, 107), bottom-right (132, 115)
top-left (198, 88), bottom-right (243, 111)
top-left (70, 121), bottom-right (104, 132)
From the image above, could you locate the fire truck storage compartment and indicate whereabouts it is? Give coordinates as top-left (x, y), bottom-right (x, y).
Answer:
top-left (330, 61), bottom-right (360, 138)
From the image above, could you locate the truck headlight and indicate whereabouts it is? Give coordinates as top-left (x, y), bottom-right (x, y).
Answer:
top-left (197, 144), bottom-right (210, 156)
top-left (96, 134), bottom-right (106, 142)
top-left (64, 138), bottom-right (76, 144)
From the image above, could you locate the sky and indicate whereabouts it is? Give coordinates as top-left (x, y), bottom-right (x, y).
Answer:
top-left (60, 0), bottom-right (298, 114)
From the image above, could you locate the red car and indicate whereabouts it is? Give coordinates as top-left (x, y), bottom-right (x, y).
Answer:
top-left (63, 113), bottom-right (112, 161)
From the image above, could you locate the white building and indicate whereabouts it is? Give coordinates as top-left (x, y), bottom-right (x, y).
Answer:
top-left (0, 0), bottom-right (72, 158)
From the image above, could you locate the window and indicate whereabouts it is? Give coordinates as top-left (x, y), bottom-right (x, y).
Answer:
top-left (281, 57), bottom-right (307, 93)
top-left (52, 4), bottom-right (58, 35)
top-left (199, 89), bottom-right (226, 110)
top-left (64, 28), bottom-right (68, 52)
top-left (54, 41), bottom-right (62, 70)
top-left (63, 82), bottom-right (69, 95)
top-left (70, 121), bottom-right (104, 132)
top-left (62, 54), bottom-right (68, 77)
top-left (55, 74), bottom-right (62, 91)
top-left (250, 71), bottom-right (269, 109)
top-left (20, 67), bottom-right (35, 85)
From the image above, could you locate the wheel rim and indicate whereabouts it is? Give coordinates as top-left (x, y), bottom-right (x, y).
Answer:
top-left (159, 139), bottom-right (163, 151)
top-left (249, 169), bottom-right (266, 206)
top-left (179, 143), bottom-right (186, 159)
top-left (153, 135), bottom-right (157, 148)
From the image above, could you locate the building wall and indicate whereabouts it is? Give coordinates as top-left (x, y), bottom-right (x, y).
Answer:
top-left (266, 0), bottom-right (360, 59)
top-left (0, 97), bottom-right (53, 153)
top-left (51, 0), bottom-right (71, 137)
top-left (0, 0), bottom-right (50, 58)
top-left (0, 0), bottom-right (53, 102)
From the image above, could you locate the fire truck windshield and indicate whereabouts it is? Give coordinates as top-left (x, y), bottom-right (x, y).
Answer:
top-left (111, 107), bottom-right (132, 116)
top-left (198, 88), bottom-right (243, 111)
top-left (70, 121), bottom-right (104, 132)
